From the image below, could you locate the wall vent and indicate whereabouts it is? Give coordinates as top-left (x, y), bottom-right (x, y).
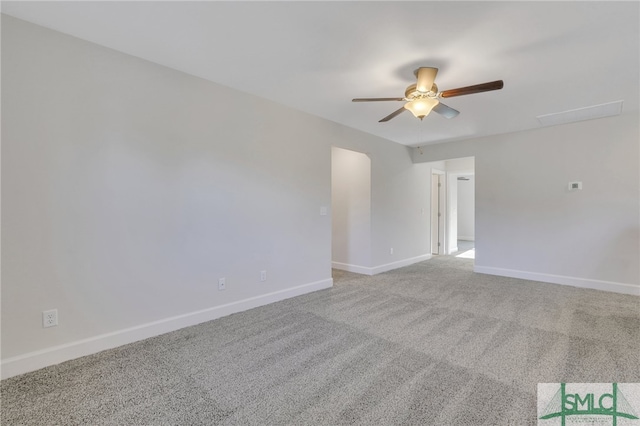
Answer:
top-left (536, 100), bottom-right (623, 127)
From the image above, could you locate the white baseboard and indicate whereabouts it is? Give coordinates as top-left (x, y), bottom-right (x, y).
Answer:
top-left (333, 254), bottom-right (431, 276)
top-left (458, 236), bottom-right (475, 241)
top-left (1, 278), bottom-right (333, 380)
top-left (474, 265), bottom-right (639, 296)
top-left (331, 261), bottom-right (373, 275)
top-left (371, 254), bottom-right (432, 274)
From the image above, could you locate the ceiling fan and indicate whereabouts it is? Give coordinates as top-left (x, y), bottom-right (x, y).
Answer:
top-left (352, 67), bottom-right (504, 122)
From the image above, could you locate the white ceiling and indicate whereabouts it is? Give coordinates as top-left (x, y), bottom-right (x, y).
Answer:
top-left (2, 1), bottom-right (639, 147)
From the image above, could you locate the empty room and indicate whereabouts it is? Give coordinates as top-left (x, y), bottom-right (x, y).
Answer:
top-left (1, 2), bottom-right (638, 425)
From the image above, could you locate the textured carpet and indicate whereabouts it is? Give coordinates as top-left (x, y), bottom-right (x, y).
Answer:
top-left (2, 255), bottom-right (639, 425)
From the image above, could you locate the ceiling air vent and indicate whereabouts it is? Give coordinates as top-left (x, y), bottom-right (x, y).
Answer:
top-left (536, 100), bottom-right (623, 127)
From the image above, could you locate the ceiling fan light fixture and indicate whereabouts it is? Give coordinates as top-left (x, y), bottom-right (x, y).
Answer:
top-left (352, 66), bottom-right (503, 123)
top-left (404, 97), bottom-right (439, 120)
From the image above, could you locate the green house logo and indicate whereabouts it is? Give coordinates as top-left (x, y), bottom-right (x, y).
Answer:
top-left (538, 383), bottom-right (639, 425)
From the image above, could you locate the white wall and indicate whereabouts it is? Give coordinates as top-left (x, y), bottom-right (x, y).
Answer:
top-left (457, 175), bottom-right (475, 240)
top-left (331, 147), bottom-right (371, 271)
top-left (1, 16), bottom-right (431, 377)
top-left (445, 157), bottom-right (474, 173)
top-left (413, 113), bottom-right (640, 295)
top-left (445, 173), bottom-right (458, 253)
top-left (370, 154), bottom-right (432, 271)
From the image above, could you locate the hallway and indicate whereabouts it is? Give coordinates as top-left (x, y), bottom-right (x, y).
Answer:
top-left (453, 240), bottom-right (475, 259)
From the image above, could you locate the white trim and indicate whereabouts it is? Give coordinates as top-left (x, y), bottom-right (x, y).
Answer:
top-left (1, 278), bottom-right (333, 380)
top-left (372, 254), bottom-right (432, 275)
top-left (331, 261), bottom-right (373, 275)
top-left (332, 254), bottom-right (432, 276)
top-left (457, 236), bottom-right (475, 241)
top-left (431, 169), bottom-right (446, 255)
top-left (474, 265), bottom-right (639, 296)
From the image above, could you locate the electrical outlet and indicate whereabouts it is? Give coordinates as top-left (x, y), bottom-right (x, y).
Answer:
top-left (390, 248), bottom-right (394, 255)
top-left (43, 309), bottom-right (58, 328)
top-left (218, 277), bottom-right (226, 291)
top-left (260, 270), bottom-right (267, 282)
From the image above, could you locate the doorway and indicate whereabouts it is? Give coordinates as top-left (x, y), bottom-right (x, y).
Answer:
top-left (454, 174), bottom-right (475, 259)
top-left (426, 157), bottom-right (475, 259)
top-left (442, 157), bottom-right (475, 259)
top-left (331, 147), bottom-right (371, 274)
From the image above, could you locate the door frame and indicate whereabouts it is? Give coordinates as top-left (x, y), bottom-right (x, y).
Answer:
top-left (431, 169), bottom-right (446, 255)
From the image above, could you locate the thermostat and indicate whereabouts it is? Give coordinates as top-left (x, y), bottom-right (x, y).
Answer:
top-left (568, 182), bottom-right (582, 190)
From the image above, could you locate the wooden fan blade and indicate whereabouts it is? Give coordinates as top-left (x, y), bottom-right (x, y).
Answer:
top-left (352, 97), bottom-right (404, 102)
top-left (416, 67), bottom-right (438, 93)
top-left (440, 80), bottom-right (504, 98)
top-left (379, 106), bottom-right (407, 122)
top-left (433, 102), bottom-right (460, 119)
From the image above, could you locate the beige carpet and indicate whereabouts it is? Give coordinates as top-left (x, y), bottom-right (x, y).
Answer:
top-left (2, 255), bottom-right (639, 425)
